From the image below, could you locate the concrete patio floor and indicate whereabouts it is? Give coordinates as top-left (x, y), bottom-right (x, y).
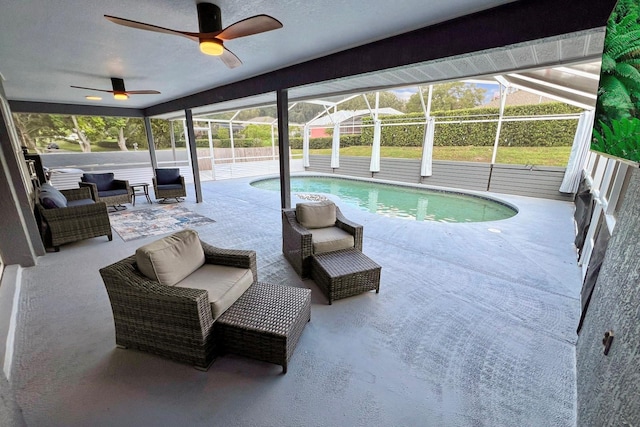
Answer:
top-left (12, 174), bottom-right (581, 426)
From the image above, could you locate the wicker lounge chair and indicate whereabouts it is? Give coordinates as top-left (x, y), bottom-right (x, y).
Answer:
top-left (153, 168), bottom-right (186, 203)
top-left (282, 201), bottom-right (363, 277)
top-left (99, 231), bottom-right (257, 370)
top-left (79, 172), bottom-right (131, 210)
top-left (36, 185), bottom-right (112, 252)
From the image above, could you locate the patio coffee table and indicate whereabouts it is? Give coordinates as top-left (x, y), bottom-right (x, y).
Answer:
top-left (130, 182), bottom-right (152, 206)
top-left (311, 248), bottom-right (381, 304)
top-left (215, 282), bottom-right (311, 374)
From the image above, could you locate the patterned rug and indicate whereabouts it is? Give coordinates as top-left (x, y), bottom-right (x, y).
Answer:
top-left (109, 204), bottom-right (216, 241)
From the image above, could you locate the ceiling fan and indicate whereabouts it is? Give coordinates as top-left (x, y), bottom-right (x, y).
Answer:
top-left (104, 3), bottom-right (283, 69)
top-left (70, 77), bottom-right (160, 100)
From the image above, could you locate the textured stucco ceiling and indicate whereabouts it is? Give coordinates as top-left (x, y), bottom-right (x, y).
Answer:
top-left (0, 0), bottom-right (516, 109)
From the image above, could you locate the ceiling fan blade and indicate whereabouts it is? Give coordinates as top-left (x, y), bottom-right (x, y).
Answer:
top-left (104, 15), bottom-right (200, 42)
top-left (219, 47), bottom-right (242, 69)
top-left (70, 85), bottom-right (113, 93)
top-left (125, 90), bottom-right (161, 95)
top-left (216, 15), bottom-right (283, 40)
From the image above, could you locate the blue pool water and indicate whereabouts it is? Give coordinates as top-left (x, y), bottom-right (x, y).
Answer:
top-left (251, 176), bottom-right (517, 223)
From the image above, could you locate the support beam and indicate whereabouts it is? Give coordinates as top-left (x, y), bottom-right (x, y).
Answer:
top-left (144, 117), bottom-right (158, 170)
top-left (184, 109), bottom-right (203, 203)
top-left (277, 89), bottom-right (291, 209)
top-left (144, 0), bottom-right (616, 117)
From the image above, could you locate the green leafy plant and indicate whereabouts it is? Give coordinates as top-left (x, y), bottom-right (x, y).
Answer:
top-left (592, 117), bottom-right (640, 162)
top-left (595, 0), bottom-right (640, 129)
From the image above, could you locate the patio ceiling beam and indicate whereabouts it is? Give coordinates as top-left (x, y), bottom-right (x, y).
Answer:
top-left (144, 0), bottom-right (616, 118)
top-left (8, 101), bottom-right (144, 118)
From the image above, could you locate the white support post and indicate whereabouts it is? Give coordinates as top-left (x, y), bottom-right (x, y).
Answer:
top-left (207, 121), bottom-right (216, 180)
top-left (419, 85), bottom-right (434, 177)
top-left (182, 120), bottom-right (192, 170)
top-left (491, 83), bottom-right (508, 165)
top-left (271, 124), bottom-right (276, 160)
top-left (370, 119), bottom-right (382, 172)
top-left (331, 121), bottom-right (340, 169)
top-left (169, 120), bottom-right (177, 162)
top-left (369, 92), bottom-right (381, 173)
top-left (303, 124), bottom-right (310, 168)
top-left (420, 117), bottom-right (435, 177)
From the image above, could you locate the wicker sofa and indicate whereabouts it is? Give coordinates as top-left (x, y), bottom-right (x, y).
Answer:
top-left (36, 184), bottom-right (112, 251)
top-left (282, 201), bottom-right (363, 277)
top-left (99, 230), bottom-right (257, 370)
top-left (79, 172), bottom-right (131, 210)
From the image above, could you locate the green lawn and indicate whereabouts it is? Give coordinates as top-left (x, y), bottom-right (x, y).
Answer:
top-left (292, 146), bottom-right (571, 167)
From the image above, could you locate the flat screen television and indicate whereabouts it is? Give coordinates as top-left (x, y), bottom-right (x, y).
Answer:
top-left (590, 0), bottom-right (640, 165)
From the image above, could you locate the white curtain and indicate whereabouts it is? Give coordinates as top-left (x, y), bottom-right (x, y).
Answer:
top-left (560, 110), bottom-right (595, 193)
top-left (369, 119), bottom-right (382, 172)
top-left (331, 122), bottom-right (340, 169)
top-left (302, 124), bottom-right (310, 168)
top-left (420, 117), bottom-right (435, 177)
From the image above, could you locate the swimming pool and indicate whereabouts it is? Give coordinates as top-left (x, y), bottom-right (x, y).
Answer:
top-left (251, 176), bottom-right (518, 223)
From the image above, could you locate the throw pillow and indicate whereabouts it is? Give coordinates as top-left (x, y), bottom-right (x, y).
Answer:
top-left (296, 200), bottom-right (336, 229)
top-left (39, 183), bottom-right (67, 209)
top-left (135, 229), bottom-right (205, 286)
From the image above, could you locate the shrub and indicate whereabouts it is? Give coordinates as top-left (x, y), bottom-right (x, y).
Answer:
top-left (361, 103), bottom-right (581, 147)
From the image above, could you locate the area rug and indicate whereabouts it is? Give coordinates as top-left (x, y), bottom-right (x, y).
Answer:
top-left (109, 205), bottom-right (216, 241)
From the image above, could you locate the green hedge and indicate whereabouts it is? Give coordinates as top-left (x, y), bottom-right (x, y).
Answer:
top-left (361, 103), bottom-right (582, 147)
top-left (289, 135), bottom-right (362, 149)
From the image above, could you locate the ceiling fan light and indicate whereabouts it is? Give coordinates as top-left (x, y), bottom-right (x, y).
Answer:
top-left (113, 92), bottom-right (129, 100)
top-left (199, 39), bottom-right (223, 56)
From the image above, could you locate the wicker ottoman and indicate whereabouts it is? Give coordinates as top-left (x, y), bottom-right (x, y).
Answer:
top-left (215, 282), bottom-right (311, 374)
top-left (311, 248), bottom-right (381, 304)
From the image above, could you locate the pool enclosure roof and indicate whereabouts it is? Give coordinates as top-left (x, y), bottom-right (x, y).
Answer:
top-left (2, 0), bottom-right (615, 119)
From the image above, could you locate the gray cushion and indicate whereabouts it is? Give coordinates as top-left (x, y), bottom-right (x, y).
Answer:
top-left (175, 264), bottom-right (254, 320)
top-left (311, 226), bottom-right (355, 254)
top-left (66, 198), bottom-right (95, 207)
top-left (135, 229), bottom-right (205, 286)
top-left (39, 183), bottom-right (67, 208)
top-left (296, 200), bottom-right (336, 229)
top-left (98, 189), bottom-right (128, 197)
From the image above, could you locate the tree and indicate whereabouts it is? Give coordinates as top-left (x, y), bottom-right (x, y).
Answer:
top-left (12, 113), bottom-right (57, 151)
top-left (150, 119), bottom-right (172, 149)
top-left (405, 83), bottom-right (487, 113)
top-left (241, 124), bottom-right (273, 140)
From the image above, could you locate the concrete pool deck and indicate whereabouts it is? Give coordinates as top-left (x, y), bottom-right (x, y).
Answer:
top-left (12, 174), bottom-right (582, 426)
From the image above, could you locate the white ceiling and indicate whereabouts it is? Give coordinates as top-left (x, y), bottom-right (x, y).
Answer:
top-left (0, 0), bottom-right (516, 109)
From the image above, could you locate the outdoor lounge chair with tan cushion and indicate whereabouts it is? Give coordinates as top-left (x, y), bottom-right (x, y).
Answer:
top-left (99, 229), bottom-right (257, 370)
top-left (282, 200), bottom-right (363, 277)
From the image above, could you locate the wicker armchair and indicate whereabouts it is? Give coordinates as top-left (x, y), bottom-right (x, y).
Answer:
top-left (282, 202), bottom-right (363, 278)
top-left (153, 168), bottom-right (186, 203)
top-left (36, 187), bottom-right (112, 252)
top-left (79, 172), bottom-right (131, 210)
top-left (99, 240), bottom-right (257, 370)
